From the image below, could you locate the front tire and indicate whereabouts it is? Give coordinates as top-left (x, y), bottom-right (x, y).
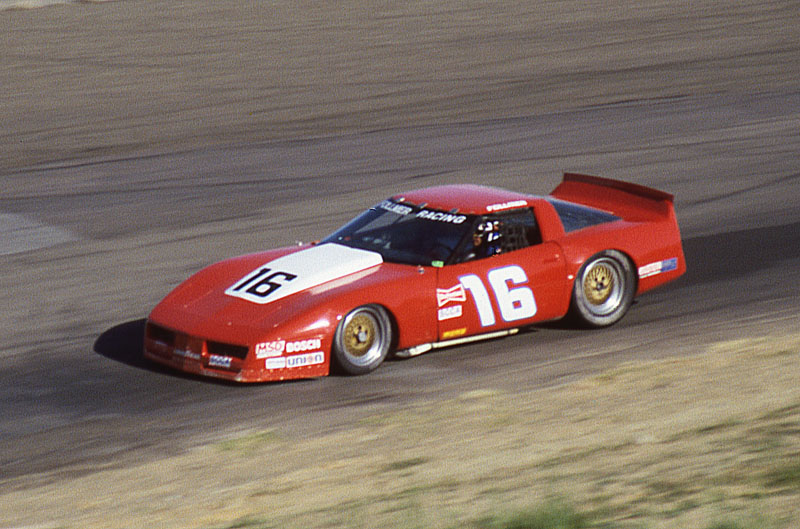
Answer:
top-left (570, 250), bottom-right (635, 328)
top-left (332, 305), bottom-right (392, 375)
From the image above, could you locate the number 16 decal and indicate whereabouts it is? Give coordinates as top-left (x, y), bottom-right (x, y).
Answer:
top-left (459, 265), bottom-right (537, 327)
top-left (225, 267), bottom-right (297, 304)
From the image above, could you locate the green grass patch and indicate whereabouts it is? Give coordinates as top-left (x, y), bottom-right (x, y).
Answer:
top-left (215, 516), bottom-right (275, 529)
top-left (763, 460), bottom-right (800, 490)
top-left (704, 516), bottom-right (778, 529)
top-left (381, 456), bottom-right (429, 473)
top-left (215, 430), bottom-right (282, 453)
top-left (470, 500), bottom-right (589, 529)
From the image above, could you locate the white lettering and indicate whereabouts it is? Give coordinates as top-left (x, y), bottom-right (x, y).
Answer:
top-left (285, 339), bottom-right (322, 353)
top-left (438, 305), bottom-right (463, 321)
top-left (416, 210), bottom-right (467, 224)
top-left (208, 355), bottom-right (232, 368)
top-left (458, 265), bottom-right (537, 327)
top-left (486, 200), bottom-right (527, 212)
top-left (174, 349), bottom-right (201, 361)
top-left (266, 357), bottom-right (287, 370)
top-left (380, 200), bottom-right (413, 215)
top-left (255, 341), bottom-right (285, 358)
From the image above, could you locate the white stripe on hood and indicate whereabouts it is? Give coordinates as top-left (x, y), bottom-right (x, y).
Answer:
top-left (224, 243), bottom-right (383, 305)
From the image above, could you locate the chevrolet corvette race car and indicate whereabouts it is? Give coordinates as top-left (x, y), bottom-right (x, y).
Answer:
top-left (144, 173), bottom-right (685, 382)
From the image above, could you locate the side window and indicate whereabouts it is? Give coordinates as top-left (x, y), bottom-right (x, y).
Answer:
top-left (454, 209), bottom-right (541, 263)
top-left (495, 209), bottom-right (541, 251)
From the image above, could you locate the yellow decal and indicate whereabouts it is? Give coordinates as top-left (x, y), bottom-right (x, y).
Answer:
top-left (442, 327), bottom-right (467, 339)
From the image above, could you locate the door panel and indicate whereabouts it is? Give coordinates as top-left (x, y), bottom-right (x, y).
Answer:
top-left (435, 242), bottom-right (567, 340)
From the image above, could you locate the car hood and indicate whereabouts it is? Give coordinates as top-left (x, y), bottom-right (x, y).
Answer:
top-left (148, 243), bottom-right (384, 342)
top-left (223, 243), bottom-right (383, 305)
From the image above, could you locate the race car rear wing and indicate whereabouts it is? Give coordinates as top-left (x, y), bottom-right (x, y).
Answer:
top-left (549, 173), bottom-right (675, 221)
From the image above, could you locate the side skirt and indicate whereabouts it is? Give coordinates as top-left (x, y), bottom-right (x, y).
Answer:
top-left (395, 328), bottom-right (519, 358)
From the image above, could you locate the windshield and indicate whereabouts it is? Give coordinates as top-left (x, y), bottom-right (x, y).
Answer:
top-left (322, 199), bottom-right (476, 266)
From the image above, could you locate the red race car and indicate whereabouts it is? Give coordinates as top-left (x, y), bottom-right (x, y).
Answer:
top-left (144, 173), bottom-right (685, 382)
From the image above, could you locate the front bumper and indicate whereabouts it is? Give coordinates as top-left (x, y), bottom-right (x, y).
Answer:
top-left (143, 321), bottom-right (328, 383)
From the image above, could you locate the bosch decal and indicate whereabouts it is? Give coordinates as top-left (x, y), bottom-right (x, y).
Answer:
top-left (285, 338), bottom-right (321, 353)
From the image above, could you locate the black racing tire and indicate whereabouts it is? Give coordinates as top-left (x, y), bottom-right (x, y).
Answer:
top-left (332, 304), bottom-right (392, 375)
top-left (569, 250), bottom-right (635, 328)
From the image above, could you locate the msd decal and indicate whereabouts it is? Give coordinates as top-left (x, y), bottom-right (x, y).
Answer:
top-left (256, 339), bottom-right (322, 358)
top-left (255, 341), bottom-right (285, 358)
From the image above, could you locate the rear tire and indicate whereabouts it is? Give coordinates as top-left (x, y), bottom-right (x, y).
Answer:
top-left (570, 250), bottom-right (635, 328)
top-left (333, 305), bottom-right (392, 375)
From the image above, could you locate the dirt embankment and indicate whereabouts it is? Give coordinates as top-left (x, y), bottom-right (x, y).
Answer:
top-left (2, 334), bottom-right (800, 528)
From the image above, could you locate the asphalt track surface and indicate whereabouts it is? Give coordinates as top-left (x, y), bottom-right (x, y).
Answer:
top-left (1, 89), bottom-right (799, 484)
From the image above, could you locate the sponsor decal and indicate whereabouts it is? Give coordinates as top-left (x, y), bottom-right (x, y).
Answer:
top-left (379, 200), bottom-right (412, 215)
top-left (266, 357), bottom-right (286, 370)
top-left (442, 327), bottom-right (467, 339)
top-left (638, 257), bottom-right (678, 279)
top-left (256, 339), bottom-right (322, 358)
top-left (226, 267), bottom-right (297, 303)
top-left (208, 355), bottom-right (232, 369)
top-left (286, 352), bottom-right (325, 368)
top-left (286, 338), bottom-right (321, 353)
top-left (255, 340), bottom-right (285, 358)
top-left (486, 199), bottom-right (527, 212)
top-left (437, 283), bottom-right (467, 307)
top-left (415, 210), bottom-right (467, 224)
top-left (438, 305), bottom-right (463, 321)
top-left (174, 348), bottom-right (201, 361)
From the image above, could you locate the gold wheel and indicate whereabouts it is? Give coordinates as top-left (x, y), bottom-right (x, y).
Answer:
top-left (342, 313), bottom-right (376, 357)
top-left (584, 263), bottom-right (615, 305)
top-left (333, 305), bottom-right (392, 375)
top-left (572, 251), bottom-right (634, 327)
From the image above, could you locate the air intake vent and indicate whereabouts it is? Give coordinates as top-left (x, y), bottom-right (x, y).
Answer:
top-left (207, 341), bottom-right (249, 360)
top-left (146, 322), bottom-right (176, 346)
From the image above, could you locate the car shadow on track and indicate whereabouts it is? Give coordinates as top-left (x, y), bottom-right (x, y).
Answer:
top-left (94, 318), bottom-right (151, 369)
top-left (93, 318), bottom-right (315, 385)
top-left (93, 319), bottom-right (231, 383)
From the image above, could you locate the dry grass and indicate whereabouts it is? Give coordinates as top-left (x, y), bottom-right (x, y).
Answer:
top-left (2, 333), bottom-right (799, 528)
